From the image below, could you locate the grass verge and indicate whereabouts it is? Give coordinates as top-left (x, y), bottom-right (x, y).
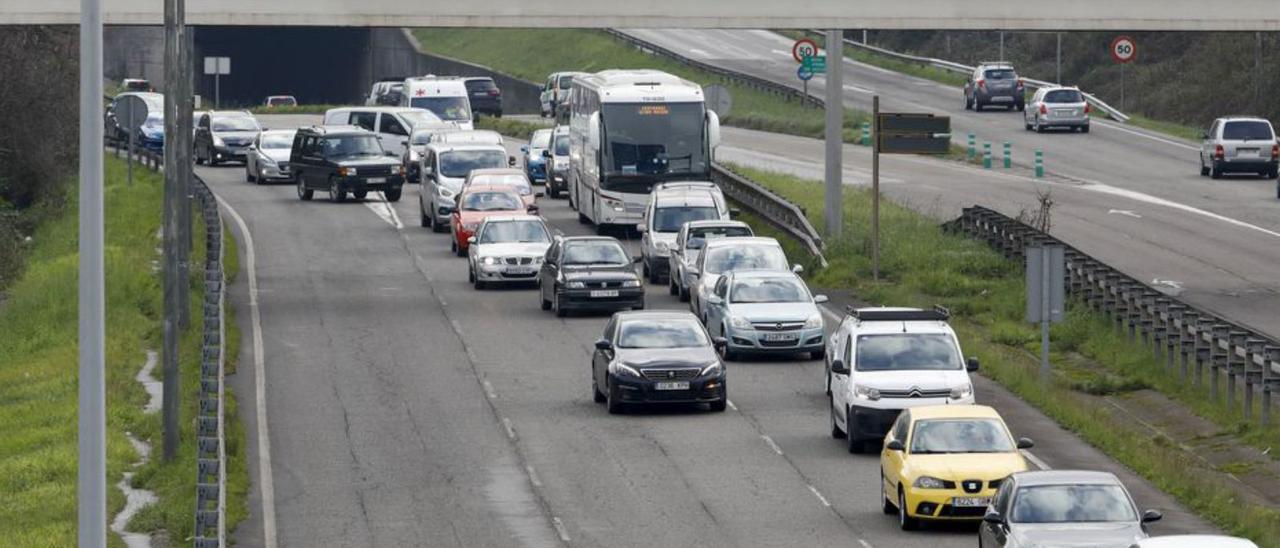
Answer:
top-left (720, 162), bottom-right (1280, 546)
top-left (0, 157), bottom-right (246, 546)
top-left (248, 104), bottom-right (341, 115)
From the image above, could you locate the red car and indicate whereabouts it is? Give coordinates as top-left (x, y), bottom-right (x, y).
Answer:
top-left (450, 185), bottom-right (533, 256)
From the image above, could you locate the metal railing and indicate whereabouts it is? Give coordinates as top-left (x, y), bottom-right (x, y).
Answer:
top-left (604, 29), bottom-right (825, 109)
top-left (953, 206), bottom-right (1280, 425)
top-left (711, 164), bottom-right (828, 268)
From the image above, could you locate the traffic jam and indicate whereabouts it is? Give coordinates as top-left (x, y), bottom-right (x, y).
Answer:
top-left (105, 58), bottom-right (1257, 546)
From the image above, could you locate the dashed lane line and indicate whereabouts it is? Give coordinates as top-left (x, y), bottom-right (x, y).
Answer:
top-left (807, 484), bottom-right (832, 508)
top-left (761, 435), bottom-right (784, 456)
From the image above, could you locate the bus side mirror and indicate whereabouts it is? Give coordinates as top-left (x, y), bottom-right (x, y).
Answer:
top-left (707, 110), bottom-right (721, 149)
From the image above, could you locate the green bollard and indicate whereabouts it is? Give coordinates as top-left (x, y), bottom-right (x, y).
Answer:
top-left (983, 142), bottom-right (992, 169)
top-left (861, 122), bottom-right (871, 146)
top-left (1035, 149), bottom-right (1044, 178)
top-left (1003, 141), bottom-right (1011, 169)
top-left (968, 133), bottom-right (976, 159)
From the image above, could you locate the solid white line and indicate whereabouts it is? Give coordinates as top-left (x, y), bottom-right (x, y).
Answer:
top-left (216, 196), bottom-right (278, 548)
top-left (551, 517), bottom-right (571, 542)
top-left (502, 417), bottom-right (517, 441)
top-left (525, 465), bottom-right (542, 488)
top-left (807, 484), bottom-right (832, 507)
top-left (858, 540), bottom-right (875, 548)
top-left (1094, 120), bottom-right (1199, 151)
top-left (1023, 449), bottom-right (1051, 471)
top-left (726, 399), bottom-right (738, 411)
top-left (482, 379), bottom-right (497, 400)
top-left (761, 435), bottom-right (784, 456)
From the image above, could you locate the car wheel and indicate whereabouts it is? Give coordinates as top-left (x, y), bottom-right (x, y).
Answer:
top-left (718, 334), bottom-right (737, 362)
top-left (578, 211), bottom-right (590, 224)
top-left (830, 398), bottom-right (846, 439)
top-left (296, 177), bottom-right (313, 201)
top-left (809, 350), bottom-right (824, 361)
top-left (430, 203), bottom-right (446, 233)
top-left (1080, 125), bottom-right (1090, 134)
top-left (1211, 162), bottom-right (1223, 179)
top-left (899, 490), bottom-right (919, 531)
top-left (592, 377), bottom-right (606, 403)
top-left (882, 472), bottom-right (897, 514)
top-left (540, 287), bottom-right (552, 311)
top-left (246, 165), bottom-right (256, 183)
top-left (1024, 118), bottom-right (1033, 131)
top-left (384, 188), bottom-right (402, 202)
top-left (1015, 101), bottom-right (1025, 112)
top-left (329, 179), bottom-right (346, 203)
top-left (669, 276), bottom-right (678, 296)
top-left (474, 276), bottom-right (486, 290)
top-left (847, 408), bottom-right (865, 454)
top-left (455, 240), bottom-right (466, 258)
top-left (974, 100), bottom-right (983, 112)
top-left (554, 295), bottom-right (567, 318)
top-left (468, 264), bottom-right (475, 283)
top-left (825, 368), bottom-right (832, 396)
top-left (647, 262), bottom-right (662, 284)
top-left (1200, 158), bottom-right (1210, 177)
top-left (605, 380), bottom-right (623, 414)
top-left (1266, 165), bottom-right (1278, 179)
top-left (709, 398), bottom-right (727, 412)
top-left (352, 190), bottom-right (368, 201)
top-left (678, 284), bottom-right (690, 302)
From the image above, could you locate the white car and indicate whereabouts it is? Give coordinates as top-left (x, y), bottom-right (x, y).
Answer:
top-left (418, 142), bottom-right (514, 232)
top-left (323, 106), bottom-right (444, 157)
top-left (467, 216), bottom-right (553, 290)
top-left (1129, 536), bottom-right (1259, 548)
top-left (638, 182), bottom-right (733, 285)
top-left (245, 129), bottom-right (297, 183)
top-left (667, 220), bottom-right (753, 302)
top-left (539, 71), bottom-right (589, 118)
top-left (827, 306), bottom-right (979, 453)
top-left (689, 237), bottom-right (799, 321)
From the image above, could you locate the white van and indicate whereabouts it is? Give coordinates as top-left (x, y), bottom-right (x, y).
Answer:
top-left (400, 76), bottom-right (475, 131)
top-left (322, 107), bottom-right (443, 157)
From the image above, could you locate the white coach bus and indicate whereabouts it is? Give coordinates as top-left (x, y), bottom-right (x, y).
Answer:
top-left (567, 70), bottom-right (721, 231)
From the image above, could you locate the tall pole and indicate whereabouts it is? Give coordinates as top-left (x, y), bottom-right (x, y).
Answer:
top-left (177, 0), bottom-right (191, 330)
top-left (823, 30), bottom-right (844, 239)
top-left (1056, 33), bottom-right (1062, 84)
top-left (871, 95), bottom-right (880, 281)
top-left (1255, 31), bottom-right (1262, 112)
top-left (78, 0), bottom-right (107, 543)
top-left (162, 0), bottom-right (181, 461)
top-left (1040, 247), bottom-right (1051, 385)
top-left (215, 73), bottom-right (220, 109)
top-left (999, 31), bottom-right (1005, 62)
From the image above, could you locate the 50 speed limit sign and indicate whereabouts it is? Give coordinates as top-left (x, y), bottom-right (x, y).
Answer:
top-left (1111, 36), bottom-right (1137, 64)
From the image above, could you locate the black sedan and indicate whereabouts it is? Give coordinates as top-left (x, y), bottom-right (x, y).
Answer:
top-left (538, 236), bottom-right (644, 317)
top-left (591, 311), bottom-right (728, 414)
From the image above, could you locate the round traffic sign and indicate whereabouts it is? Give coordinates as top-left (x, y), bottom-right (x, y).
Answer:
top-left (792, 38), bottom-right (819, 63)
top-left (1111, 36), bottom-right (1136, 64)
top-left (797, 65), bottom-right (815, 81)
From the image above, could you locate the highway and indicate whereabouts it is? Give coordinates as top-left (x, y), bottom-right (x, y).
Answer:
top-left (215, 114), bottom-right (1214, 547)
top-left (621, 28), bottom-right (1280, 341)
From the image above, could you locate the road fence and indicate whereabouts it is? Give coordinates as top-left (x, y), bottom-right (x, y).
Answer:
top-left (952, 206), bottom-right (1280, 425)
top-left (711, 164), bottom-right (828, 268)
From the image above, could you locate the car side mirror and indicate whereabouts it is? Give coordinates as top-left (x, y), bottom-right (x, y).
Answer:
top-left (247, 145), bottom-right (256, 151)
top-left (595, 339), bottom-right (613, 351)
top-left (1201, 132), bottom-right (1210, 140)
top-left (729, 208), bottom-right (741, 218)
top-left (423, 166), bottom-right (434, 176)
top-left (527, 205), bottom-right (540, 215)
top-left (508, 156), bottom-right (517, 167)
top-left (1141, 509), bottom-right (1163, 523)
top-left (966, 357), bottom-right (980, 371)
top-left (520, 145), bottom-right (528, 153)
top-left (791, 264), bottom-right (804, 274)
top-left (467, 236), bottom-right (477, 245)
top-left (712, 336), bottom-right (728, 349)
top-left (983, 511), bottom-right (1004, 525)
top-left (706, 295), bottom-right (723, 306)
top-left (813, 294), bottom-right (829, 304)
top-left (542, 149), bottom-right (552, 158)
top-left (636, 224), bottom-right (647, 233)
top-left (830, 359), bottom-right (849, 375)
top-left (885, 439), bottom-right (904, 451)
top-left (1016, 437), bottom-right (1035, 449)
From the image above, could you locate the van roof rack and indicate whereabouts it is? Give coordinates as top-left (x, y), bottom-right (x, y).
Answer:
top-left (845, 305), bottom-right (950, 322)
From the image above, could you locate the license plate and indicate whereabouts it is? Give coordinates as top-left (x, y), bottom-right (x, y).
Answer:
top-left (367, 177), bottom-right (386, 184)
top-left (762, 333), bottom-right (799, 342)
top-left (505, 267), bottom-right (534, 274)
top-left (1238, 149), bottom-right (1259, 158)
top-left (1054, 109), bottom-right (1073, 116)
top-left (952, 497), bottom-right (991, 507)
top-left (654, 381), bottom-right (690, 391)
top-left (991, 96), bottom-right (1012, 102)
top-left (590, 289), bottom-right (619, 298)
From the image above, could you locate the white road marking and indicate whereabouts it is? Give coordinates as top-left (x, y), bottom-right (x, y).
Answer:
top-left (1094, 120), bottom-right (1199, 151)
top-left (363, 193), bottom-right (404, 229)
top-left (843, 84), bottom-right (875, 95)
top-left (551, 517), bottom-right (571, 542)
top-left (216, 196), bottom-right (278, 548)
top-left (858, 540), bottom-right (875, 548)
top-left (1023, 449), bottom-right (1051, 471)
top-left (1108, 209), bottom-right (1142, 219)
top-left (688, 48), bottom-right (709, 56)
top-left (482, 379), bottom-right (497, 400)
top-left (502, 417), bottom-right (517, 441)
top-left (807, 484), bottom-right (832, 507)
top-left (525, 465), bottom-right (542, 488)
top-left (726, 399), bottom-right (738, 411)
top-left (1152, 278), bottom-right (1184, 291)
top-left (761, 435), bottom-right (784, 456)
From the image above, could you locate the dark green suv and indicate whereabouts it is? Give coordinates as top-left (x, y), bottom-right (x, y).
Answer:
top-left (290, 125), bottom-right (406, 203)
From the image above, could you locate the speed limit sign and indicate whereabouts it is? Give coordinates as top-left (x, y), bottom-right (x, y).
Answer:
top-left (792, 38), bottom-right (819, 63)
top-left (1111, 36), bottom-right (1136, 64)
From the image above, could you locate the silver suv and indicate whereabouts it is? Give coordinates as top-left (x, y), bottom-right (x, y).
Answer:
top-left (1199, 117), bottom-right (1278, 180)
top-left (964, 63), bottom-right (1025, 112)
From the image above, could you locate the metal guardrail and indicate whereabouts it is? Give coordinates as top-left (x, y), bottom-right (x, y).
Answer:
top-left (712, 164), bottom-right (828, 268)
top-left (605, 29), bottom-right (825, 110)
top-left (953, 206), bottom-right (1280, 425)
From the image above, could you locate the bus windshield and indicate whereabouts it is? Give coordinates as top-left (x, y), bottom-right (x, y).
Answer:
top-left (601, 102), bottom-right (707, 193)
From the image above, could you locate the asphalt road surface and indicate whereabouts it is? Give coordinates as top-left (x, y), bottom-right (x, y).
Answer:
top-left (213, 114), bottom-right (1214, 548)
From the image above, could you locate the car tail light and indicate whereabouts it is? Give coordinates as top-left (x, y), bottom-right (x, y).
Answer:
top-left (1272, 144), bottom-right (1278, 158)
top-left (488, 89), bottom-right (500, 96)
top-left (1084, 103), bottom-right (1091, 114)
top-left (1039, 104), bottom-right (1048, 115)
top-left (977, 79), bottom-right (986, 90)
top-left (1215, 145), bottom-right (1225, 160)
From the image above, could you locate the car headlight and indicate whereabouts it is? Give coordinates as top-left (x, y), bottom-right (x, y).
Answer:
top-left (481, 256), bottom-right (498, 265)
top-left (913, 476), bottom-right (950, 489)
top-left (621, 280), bottom-right (640, 288)
top-left (409, 151), bottom-right (420, 162)
top-left (565, 281), bottom-right (585, 289)
top-left (853, 384), bottom-right (881, 401)
top-left (803, 313), bottom-right (823, 329)
top-left (397, 165), bottom-right (406, 177)
top-left (950, 383), bottom-right (973, 400)
top-left (654, 241), bottom-right (669, 252)
top-left (728, 316), bottom-right (753, 330)
top-left (699, 361), bottom-right (723, 376)
top-left (438, 186), bottom-right (454, 199)
top-left (531, 256), bottom-right (543, 265)
top-left (212, 135), bottom-right (225, 147)
top-left (609, 362), bottom-right (642, 378)
top-left (338, 167), bottom-right (356, 177)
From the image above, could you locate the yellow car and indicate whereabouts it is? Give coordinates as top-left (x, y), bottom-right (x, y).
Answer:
top-left (879, 404), bottom-right (1034, 530)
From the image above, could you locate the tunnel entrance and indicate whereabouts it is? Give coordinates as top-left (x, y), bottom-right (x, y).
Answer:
top-left (192, 26), bottom-right (371, 107)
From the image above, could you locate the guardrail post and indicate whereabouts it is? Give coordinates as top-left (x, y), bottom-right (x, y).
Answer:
top-left (1151, 297), bottom-right (1169, 361)
top-left (983, 142), bottom-right (992, 169)
top-left (967, 133), bottom-right (976, 159)
top-left (1034, 149), bottom-right (1044, 178)
top-left (1228, 331), bottom-right (1248, 411)
top-left (1210, 325), bottom-right (1230, 400)
top-left (862, 122), bottom-right (871, 146)
top-left (1263, 347), bottom-right (1280, 426)
top-left (1194, 319), bottom-right (1214, 388)
top-left (1245, 339), bottom-right (1265, 422)
top-left (1165, 304), bottom-right (1186, 372)
top-left (1003, 141), bottom-right (1012, 169)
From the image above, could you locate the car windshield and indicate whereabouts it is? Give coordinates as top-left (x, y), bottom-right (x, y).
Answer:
top-left (212, 116), bottom-right (260, 132)
top-left (1011, 485), bottom-right (1137, 524)
top-left (703, 245), bottom-right (787, 275)
top-left (617, 319), bottom-right (708, 349)
top-left (1044, 90), bottom-right (1084, 103)
top-left (259, 134), bottom-right (293, 149)
top-left (553, 135), bottom-right (570, 155)
top-left (410, 96), bottom-right (471, 122)
top-left (466, 79), bottom-right (497, 92)
top-left (984, 68), bottom-right (1016, 79)
top-left (440, 150), bottom-right (508, 178)
top-left (460, 192), bottom-right (522, 212)
top-left (470, 174), bottom-right (531, 195)
top-left (558, 75), bottom-right (575, 88)
top-left (563, 241), bottom-right (630, 266)
top-left (478, 220), bottom-right (549, 244)
top-left (729, 277), bottom-right (808, 304)
top-left (1223, 121), bottom-right (1275, 141)
top-left (323, 135), bottom-right (383, 158)
top-left (267, 97), bottom-right (296, 106)
top-left (411, 132), bottom-right (437, 146)
top-left (854, 333), bottom-right (961, 371)
top-left (653, 206), bottom-right (718, 232)
top-left (530, 130), bottom-right (551, 150)
top-left (400, 110), bottom-right (444, 128)
top-left (909, 419), bottom-right (1014, 454)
